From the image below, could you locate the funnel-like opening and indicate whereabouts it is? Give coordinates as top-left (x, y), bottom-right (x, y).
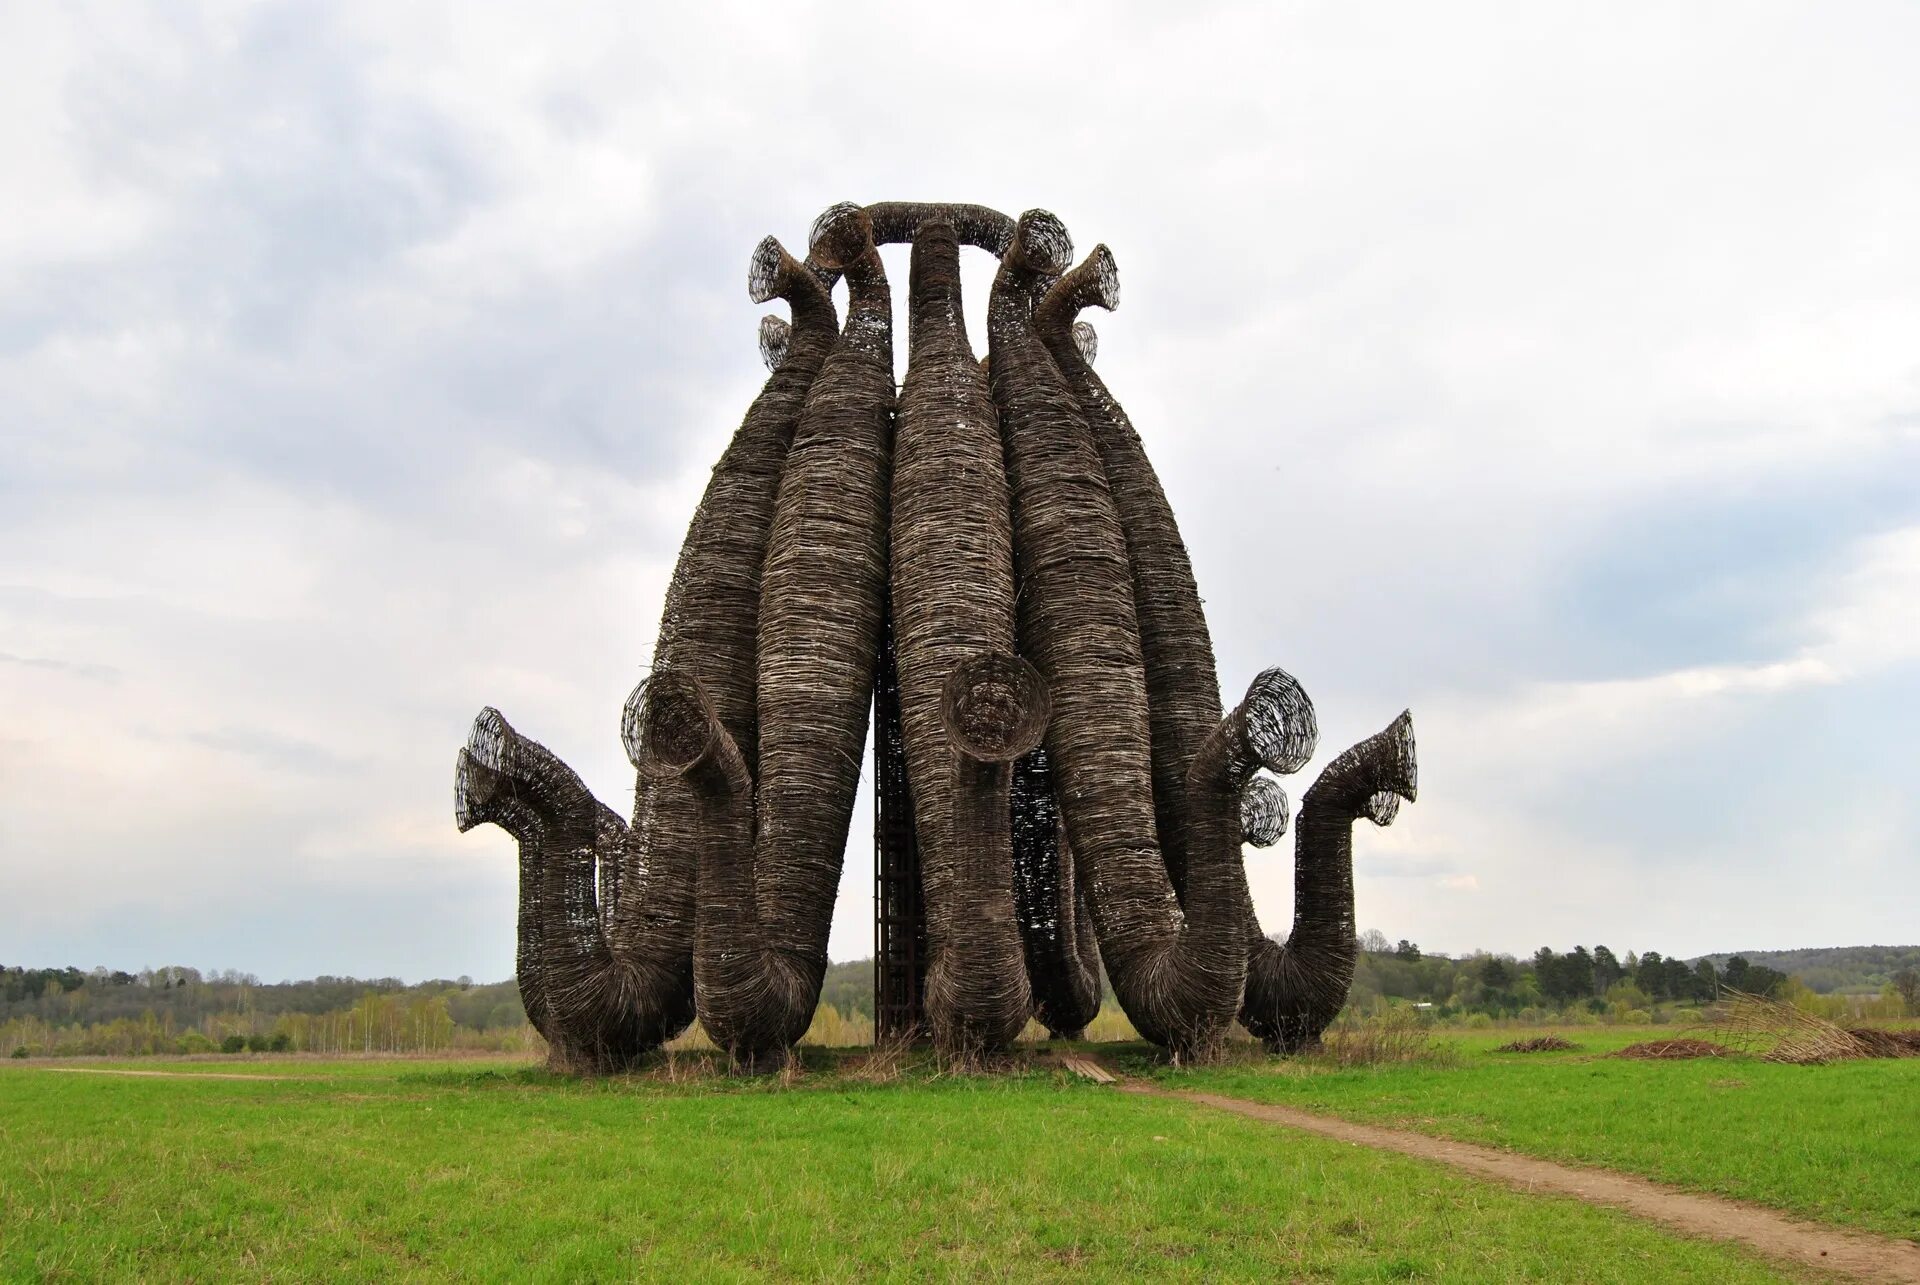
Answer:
top-left (807, 202), bottom-right (875, 272)
top-left (465, 707), bottom-right (518, 776)
top-left (1071, 320), bottom-right (1098, 366)
top-left (1356, 711), bottom-right (1415, 824)
top-left (1241, 668), bottom-right (1318, 776)
top-left (1382, 710), bottom-right (1417, 803)
top-left (942, 652), bottom-right (1049, 763)
top-left (453, 746), bottom-right (506, 831)
top-left (1240, 774), bottom-right (1290, 847)
top-left (758, 315), bottom-right (791, 370)
top-left (1082, 245), bottom-right (1120, 312)
top-left (622, 670), bottom-right (717, 779)
top-left (1008, 209), bottom-right (1072, 276)
top-left (748, 235), bottom-right (788, 305)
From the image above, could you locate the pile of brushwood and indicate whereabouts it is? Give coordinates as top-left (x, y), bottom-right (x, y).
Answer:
top-left (1615, 1038), bottom-right (1729, 1060)
top-left (1495, 1036), bottom-right (1578, 1053)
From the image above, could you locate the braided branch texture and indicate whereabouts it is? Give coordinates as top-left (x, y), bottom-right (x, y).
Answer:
top-left (893, 221), bottom-right (1038, 1056)
top-left (454, 198), bottom-right (1417, 1070)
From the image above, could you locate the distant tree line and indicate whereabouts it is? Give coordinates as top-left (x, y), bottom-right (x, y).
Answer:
top-left (1341, 929), bottom-right (1866, 1024)
top-left (7, 948), bottom-right (1913, 1058)
top-left (1690, 945), bottom-right (1920, 996)
top-left (2, 966), bottom-right (537, 1059)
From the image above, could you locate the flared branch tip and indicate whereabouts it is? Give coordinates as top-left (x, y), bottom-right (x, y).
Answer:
top-left (941, 652), bottom-right (1049, 764)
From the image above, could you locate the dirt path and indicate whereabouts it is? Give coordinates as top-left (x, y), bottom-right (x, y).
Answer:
top-left (1123, 1083), bottom-right (1920, 1283)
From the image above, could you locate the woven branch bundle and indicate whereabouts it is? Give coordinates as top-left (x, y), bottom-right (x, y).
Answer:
top-left (1039, 246), bottom-right (1415, 1058)
top-left (1036, 245), bottom-right (1207, 902)
top-left (1009, 747), bottom-right (1103, 1038)
top-left (454, 196), bottom-right (1423, 1071)
top-left (863, 202), bottom-right (1017, 258)
top-left (990, 209), bottom-right (1255, 1059)
top-left (617, 232), bottom-right (841, 968)
top-left (892, 220), bottom-right (1038, 1055)
top-left (830, 201), bottom-right (1091, 1047)
top-left (455, 236), bottom-right (836, 1070)
top-left (687, 203), bottom-right (896, 1067)
top-left (934, 654), bottom-right (1049, 1052)
top-left (650, 232), bottom-right (842, 760)
top-left (455, 709), bottom-right (677, 1072)
top-left (1245, 712), bottom-right (1417, 1053)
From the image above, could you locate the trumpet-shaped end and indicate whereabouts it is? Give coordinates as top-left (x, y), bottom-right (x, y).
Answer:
top-left (465, 705), bottom-right (519, 776)
top-left (1037, 246), bottom-right (1118, 341)
top-left (1364, 711), bottom-right (1417, 825)
top-left (1071, 320), bottom-right (1098, 366)
top-left (1079, 245), bottom-right (1120, 312)
top-left (1241, 668), bottom-right (1319, 775)
top-left (807, 202), bottom-right (876, 272)
top-left (622, 670), bottom-right (726, 781)
top-left (1007, 209), bottom-right (1072, 277)
top-left (1240, 774), bottom-right (1290, 847)
top-left (1390, 710), bottom-right (1417, 799)
top-left (1308, 709), bottom-right (1417, 822)
top-left (453, 706), bottom-right (592, 841)
top-left (758, 315), bottom-right (791, 370)
top-left (748, 235), bottom-right (794, 304)
top-left (942, 652), bottom-right (1049, 764)
top-left (453, 747), bottom-right (502, 832)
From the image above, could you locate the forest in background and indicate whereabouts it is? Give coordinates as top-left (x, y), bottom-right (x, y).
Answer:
top-left (7, 942), bottom-right (1916, 1058)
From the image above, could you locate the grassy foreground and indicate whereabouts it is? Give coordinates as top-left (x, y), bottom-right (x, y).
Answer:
top-left (0, 1053), bottom-right (1802, 1282)
top-left (1144, 1026), bottom-right (1920, 1241)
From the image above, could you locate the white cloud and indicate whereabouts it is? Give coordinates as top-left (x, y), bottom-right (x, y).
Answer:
top-left (3, 1), bottom-right (1918, 978)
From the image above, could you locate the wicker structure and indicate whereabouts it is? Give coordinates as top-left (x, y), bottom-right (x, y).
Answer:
top-left (893, 222), bottom-right (1041, 1054)
top-left (455, 199), bottom-right (1417, 1070)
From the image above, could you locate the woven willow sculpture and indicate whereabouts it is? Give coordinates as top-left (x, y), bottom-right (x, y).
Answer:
top-left (456, 200), bottom-right (1417, 1070)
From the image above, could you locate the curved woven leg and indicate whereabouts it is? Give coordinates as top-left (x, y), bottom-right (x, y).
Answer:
top-left (690, 203), bottom-right (895, 1068)
top-left (891, 220), bottom-right (1037, 1059)
top-left (990, 209), bottom-right (1251, 1061)
top-left (455, 738), bottom-right (560, 1046)
top-left (1010, 747), bottom-right (1104, 1039)
top-left (1036, 247), bottom-right (1228, 900)
top-left (1037, 251), bottom-right (1353, 1051)
top-left (624, 671), bottom-right (784, 1069)
top-left (926, 653), bottom-right (1047, 1057)
top-left (613, 233), bottom-right (838, 968)
top-left (850, 200), bottom-right (1100, 1045)
top-left (1246, 712), bottom-right (1417, 1053)
top-left (458, 233), bottom-right (836, 1072)
top-left (454, 708), bottom-right (669, 1072)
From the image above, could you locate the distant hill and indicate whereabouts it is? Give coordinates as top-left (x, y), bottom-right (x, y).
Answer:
top-left (819, 959), bottom-right (875, 1018)
top-left (1689, 945), bottom-right (1920, 995)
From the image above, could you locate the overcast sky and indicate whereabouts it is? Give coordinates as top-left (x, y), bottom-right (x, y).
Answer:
top-left (4, 2), bottom-right (1917, 983)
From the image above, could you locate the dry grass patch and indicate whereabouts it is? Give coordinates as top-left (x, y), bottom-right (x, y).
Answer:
top-left (1710, 991), bottom-right (1920, 1065)
top-left (1312, 1009), bottom-right (1459, 1069)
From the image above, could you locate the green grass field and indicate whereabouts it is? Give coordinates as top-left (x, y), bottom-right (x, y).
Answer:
top-left (1136, 1026), bottom-right (1920, 1240)
top-left (0, 1051), bottom-right (1815, 1282)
